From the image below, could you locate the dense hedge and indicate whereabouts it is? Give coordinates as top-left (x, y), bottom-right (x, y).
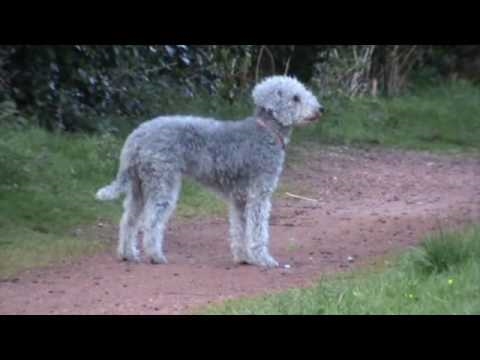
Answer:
top-left (1, 45), bottom-right (478, 132)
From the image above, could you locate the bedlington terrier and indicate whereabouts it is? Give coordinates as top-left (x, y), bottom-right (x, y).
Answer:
top-left (96, 75), bottom-right (324, 268)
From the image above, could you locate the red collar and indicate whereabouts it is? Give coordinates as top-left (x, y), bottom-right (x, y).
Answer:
top-left (256, 118), bottom-right (286, 150)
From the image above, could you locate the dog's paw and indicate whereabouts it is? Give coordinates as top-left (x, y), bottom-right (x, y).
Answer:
top-left (119, 255), bottom-right (141, 263)
top-left (149, 254), bottom-right (168, 265)
top-left (232, 249), bottom-right (250, 265)
top-left (248, 253), bottom-right (279, 268)
top-left (257, 255), bottom-right (280, 268)
top-left (245, 246), bottom-right (280, 268)
top-left (118, 248), bottom-right (141, 263)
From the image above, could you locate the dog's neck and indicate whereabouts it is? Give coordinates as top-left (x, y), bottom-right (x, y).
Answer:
top-left (255, 108), bottom-right (292, 150)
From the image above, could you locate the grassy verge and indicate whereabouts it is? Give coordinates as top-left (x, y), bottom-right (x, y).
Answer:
top-left (294, 80), bottom-right (480, 152)
top-left (201, 225), bottom-right (480, 314)
top-left (0, 128), bottom-right (118, 278)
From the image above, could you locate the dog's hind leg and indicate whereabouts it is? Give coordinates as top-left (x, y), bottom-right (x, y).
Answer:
top-left (142, 172), bottom-right (182, 264)
top-left (118, 177), bottom-right (144, 262)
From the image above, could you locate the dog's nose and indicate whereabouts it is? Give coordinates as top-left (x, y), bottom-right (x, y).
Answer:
top-left (319, 106), bottom-right (325, 114)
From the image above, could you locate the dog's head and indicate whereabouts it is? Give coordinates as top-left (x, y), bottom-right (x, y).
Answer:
top-left (252, 75), bottom-right (324, 127)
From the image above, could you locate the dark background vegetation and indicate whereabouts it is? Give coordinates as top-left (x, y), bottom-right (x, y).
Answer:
top-left (2, 45), bottom-right (480, 133)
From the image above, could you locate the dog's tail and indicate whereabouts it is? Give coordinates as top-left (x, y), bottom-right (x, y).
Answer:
top-left (95, 172), bottom-right (129, 201)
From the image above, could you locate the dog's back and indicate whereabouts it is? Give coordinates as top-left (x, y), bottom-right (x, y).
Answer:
top-left (123, 115), bottom-right (282, 194)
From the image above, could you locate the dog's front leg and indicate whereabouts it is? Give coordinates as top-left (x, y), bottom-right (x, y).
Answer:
top-left (244, 194), bottom-right (279, 268)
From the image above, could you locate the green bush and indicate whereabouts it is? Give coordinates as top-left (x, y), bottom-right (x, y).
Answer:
top-left (0, 46), bottom-right (258, 132)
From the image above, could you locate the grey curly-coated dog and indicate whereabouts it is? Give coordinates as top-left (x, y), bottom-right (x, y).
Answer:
top-left (96, 75), bottom-right (324, 268)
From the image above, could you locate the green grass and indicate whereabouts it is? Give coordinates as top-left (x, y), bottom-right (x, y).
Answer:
top-left (294, 80), bottom-right (480, 152)
top-left (177, 180), bottom-right (225, 218)
top-left (0, 228), bottom-right (108, 278)
top-left (201, 225), bottom-right (480, 314)
top-left (0, 128), bottom-right (121, 278)
top-left (0, 128), bottom-right (121, 230)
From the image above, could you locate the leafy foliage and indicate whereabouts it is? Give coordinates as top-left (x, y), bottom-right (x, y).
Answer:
top-left (2, 45), bottom-right (480, 132)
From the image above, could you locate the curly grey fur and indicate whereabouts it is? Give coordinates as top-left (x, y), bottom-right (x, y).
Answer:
top-left (96, 76), bottom-right (323, 268)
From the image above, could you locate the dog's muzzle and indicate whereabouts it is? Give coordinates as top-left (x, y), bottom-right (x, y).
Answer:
top-left (304, 107), bottom-right (325, 123)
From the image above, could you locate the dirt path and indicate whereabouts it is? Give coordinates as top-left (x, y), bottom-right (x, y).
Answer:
top-left (1, 146), bottom-right (479, 314)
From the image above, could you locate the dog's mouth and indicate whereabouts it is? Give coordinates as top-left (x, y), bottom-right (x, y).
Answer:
top-left (300, 112), bottom-right (322, 126)
top-left (307, 114), bottom-right (321, 122)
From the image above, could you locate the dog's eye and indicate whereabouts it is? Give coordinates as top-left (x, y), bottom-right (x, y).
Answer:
top-left (293, 95), bottom-right (301, 103)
